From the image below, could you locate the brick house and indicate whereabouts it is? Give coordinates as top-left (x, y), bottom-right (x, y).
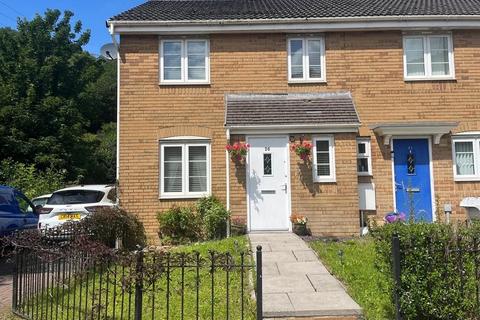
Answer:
top-left (108, 0), bottom-right (480, 241)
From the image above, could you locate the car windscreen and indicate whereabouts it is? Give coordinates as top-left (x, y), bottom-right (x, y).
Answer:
top-left (32, 197), bottom-right (48, 207)
top-left (47, 190), bottom-right (104, 205)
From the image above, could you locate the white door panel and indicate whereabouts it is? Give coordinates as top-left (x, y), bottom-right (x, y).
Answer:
top-left (247, 136), bottom-right (290, 231)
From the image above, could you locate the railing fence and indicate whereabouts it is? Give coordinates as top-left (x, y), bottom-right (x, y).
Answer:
top-left (12, 245), bottom-right (262, 320)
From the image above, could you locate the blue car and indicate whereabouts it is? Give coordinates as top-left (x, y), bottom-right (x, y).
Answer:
top-left (0, 186), bottom-right (39, 236)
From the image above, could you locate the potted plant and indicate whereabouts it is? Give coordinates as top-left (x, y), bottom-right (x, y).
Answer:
top-left (230, 217), bottom-right (247, 235)
top-left (291, 141), bottom-right (312, 161)
top-left (226, 142), bottom-right (250, 164)
top-left (290, 213), bottom-right (308, 235)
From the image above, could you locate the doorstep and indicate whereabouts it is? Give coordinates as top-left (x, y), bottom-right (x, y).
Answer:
top-left (249, 233), bottom-right (362, 319)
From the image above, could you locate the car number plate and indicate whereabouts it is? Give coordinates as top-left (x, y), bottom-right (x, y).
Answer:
top-left (58, 213), bottom-right (81, 220)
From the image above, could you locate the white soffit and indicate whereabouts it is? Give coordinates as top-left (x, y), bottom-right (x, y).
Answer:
top-left (370, 121), bottom-right (459, 145)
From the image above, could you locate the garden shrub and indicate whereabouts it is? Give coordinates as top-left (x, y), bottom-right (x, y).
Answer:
top-left (157, 206), bottom-right (202, 244)
top-left (79, 207), bottom-right (146, 250)
top-left (372, 222), bottom-right (480, 320)
top-left (196, 196), bottom-right (230, 240)
top-left (0, 159), bottom-right (66, 198)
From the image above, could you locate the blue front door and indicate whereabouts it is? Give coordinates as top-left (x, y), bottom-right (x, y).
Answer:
top-left (393, 138), bottom-right (433, 222)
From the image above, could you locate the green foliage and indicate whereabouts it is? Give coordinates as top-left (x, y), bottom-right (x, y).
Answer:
top-left (158, 196), bottom-right (231, 244)
top-left (196, 196), bottom-right (230, 239)
top-left (79, 207), bottom-right (146, 251)
top-left (310, 238), bottom-right (394, 320)
top-left (0, 10), bottom-right (116, 183)
top-left (372, 222), bottom-right (480, 320)
top-left (157, 206), bottom-right (203, 244)
top-left (0, 158), bottom-right (65, 198)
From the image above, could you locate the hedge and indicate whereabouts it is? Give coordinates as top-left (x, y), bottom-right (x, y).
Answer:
top-left (372, 222), bottom-right (480, 320)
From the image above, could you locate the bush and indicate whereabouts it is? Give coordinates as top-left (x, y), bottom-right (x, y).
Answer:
top-left (197, 196), bottom-right (230, 240)
top-left (0, 159), bottom-right (66, 198)
top-left (157, 206), bottom-right (202, 244)
top-left (79, 207), bottom-right (146, 251)
top-left (372, 222), bottom-right (480, 320)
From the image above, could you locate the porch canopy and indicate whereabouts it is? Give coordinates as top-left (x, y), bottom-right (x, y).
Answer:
top-left (224, 92), bottom-right (361, 134)
top-left (370, 121), bottom-right (459, 145)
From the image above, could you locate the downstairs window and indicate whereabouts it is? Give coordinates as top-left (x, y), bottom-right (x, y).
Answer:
top-left (160, 139), bottom-right (211, 198)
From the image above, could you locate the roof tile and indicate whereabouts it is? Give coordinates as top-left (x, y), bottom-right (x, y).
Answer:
top-left (224, 92), bottom-right (360, 127)
top-left (110, 0), bottom-right (480, 22)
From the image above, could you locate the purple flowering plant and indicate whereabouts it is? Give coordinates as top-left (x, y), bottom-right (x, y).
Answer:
top-left (384, 211), bottom-right (406, 224)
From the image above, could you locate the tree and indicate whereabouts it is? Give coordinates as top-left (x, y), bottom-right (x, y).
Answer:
top-left (0, 10), bottom-right (116, 184)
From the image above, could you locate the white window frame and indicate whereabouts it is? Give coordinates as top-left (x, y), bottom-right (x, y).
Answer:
top-left (287, 37), bottom-right (326, 83)
top-left (312, 135), bottom-right (336, 183)
top-left (452, 136), bottom-right (480, 181)
top-left (160, 140), bottom-right (211, 199)
top-left (357, 138), bottom-right (373, 176)
top-left (403, 34), bottom-right (455, 81)
top-left (159, 39), bottom-right (210, 85)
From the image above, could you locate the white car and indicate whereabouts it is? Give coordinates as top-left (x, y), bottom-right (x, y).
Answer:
top-left (38, 185), bottom-right (116, 229)
top-left (31, 194), bottom-right (52, 208)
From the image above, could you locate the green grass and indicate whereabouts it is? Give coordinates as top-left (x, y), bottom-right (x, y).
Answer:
top-left (309, 237), bottom-right (394, 320)
top-left (16, 236), bottom-right (256, 320)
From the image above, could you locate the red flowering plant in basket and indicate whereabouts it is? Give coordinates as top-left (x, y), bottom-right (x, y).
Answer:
top-left (226, 142), bottom-right (250, 163)
top-left (291, 141), bottom-right (312, 161)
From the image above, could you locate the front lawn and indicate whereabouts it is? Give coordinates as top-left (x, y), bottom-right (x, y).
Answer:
top-left (17, 236), bottom-right (256, 320)
top-left (309, 237), bottom-right (394, 320)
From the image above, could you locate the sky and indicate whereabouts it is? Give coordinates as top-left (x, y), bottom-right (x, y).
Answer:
top-left (0, 0), bottom-right (145, 55)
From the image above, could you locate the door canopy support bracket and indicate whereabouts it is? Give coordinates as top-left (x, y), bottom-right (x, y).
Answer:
top-left (370, 122), bottom-right (459, 146)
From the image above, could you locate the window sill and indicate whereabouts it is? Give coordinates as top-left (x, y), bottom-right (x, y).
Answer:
top-left (159, 193), bottom-right (210, 200)
top-left (288, 79), bottom-right (327, 84)
top-left (404, 77), bottom-right (456, 82)
top-left (159, 81), bottom-right (210, 86)
top-left (454, 177), bottom-right (480, 182)
top-left (358, 173), bottom-right (373, 177)
top-left (313, 178), bottom-right (336, 183)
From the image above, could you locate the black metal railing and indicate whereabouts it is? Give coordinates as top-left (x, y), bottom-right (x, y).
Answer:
top-left (12, 245), bottom-right (262, 320)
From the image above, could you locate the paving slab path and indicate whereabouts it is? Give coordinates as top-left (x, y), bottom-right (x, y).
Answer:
top-left (249, 233), bottom-right (361, 319)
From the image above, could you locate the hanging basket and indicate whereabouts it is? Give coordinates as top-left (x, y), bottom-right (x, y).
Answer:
top-left (226, 142), bottom-right (250, 164)
top-left (291, 142), bottom-right (312, 161)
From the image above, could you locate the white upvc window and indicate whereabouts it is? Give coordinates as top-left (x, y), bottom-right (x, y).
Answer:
top-left (403, 34), bottom-right (455, 81)
top-left (312, 136), bottom-right (336, 182)
top-left (288, 37), bottom-right (326, 82)
top-left (160, 140), bottom-right (211, 198)
top-left (357, 138), bottom-right (372, 176)
top-left (452, 136), bottom-right (480, 181)
top-left (160, 39), bottom-right (210, 84)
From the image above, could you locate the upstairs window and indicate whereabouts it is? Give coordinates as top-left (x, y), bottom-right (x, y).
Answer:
top-left (312, 136), bottom-right (335, 182)
top-left (160, 39), bottom-right (210, 84)
top-left (288, 37), bottom-right (326, 82)
top-left (403, 34), bottom-right (454, 80)
top-left (357, 138), bottom-right (372, 176)
top-left (452, 136), bottom-right (480, 181)
top-left (160, 139), bottom-right (211, 198)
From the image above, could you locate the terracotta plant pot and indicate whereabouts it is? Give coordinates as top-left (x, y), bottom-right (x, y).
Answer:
top-left (292, 223), bottom-right (308, 236)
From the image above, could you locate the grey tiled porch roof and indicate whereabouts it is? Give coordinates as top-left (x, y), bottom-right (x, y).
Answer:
top-left (224, 92), bottom-right (360, 128)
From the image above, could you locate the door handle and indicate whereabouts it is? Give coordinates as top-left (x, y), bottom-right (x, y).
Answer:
top-left (395, 181), bottom-right (404, 191)
top-left (280, 183), bottom-right (288, 192)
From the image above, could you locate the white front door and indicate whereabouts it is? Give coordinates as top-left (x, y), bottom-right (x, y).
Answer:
top-left (247, 136), bottom-right (290, 231)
